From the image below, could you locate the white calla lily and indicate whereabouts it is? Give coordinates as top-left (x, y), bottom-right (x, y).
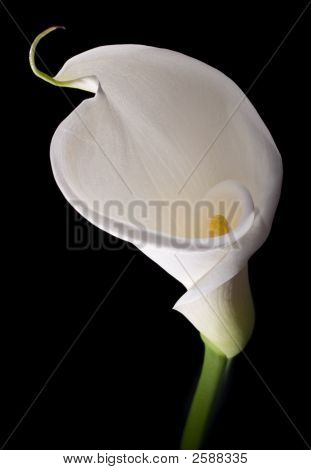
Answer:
top-left (30, 28), bottom-right (282, 360)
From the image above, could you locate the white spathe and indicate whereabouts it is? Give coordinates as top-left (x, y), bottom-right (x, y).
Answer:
top-left (34, 32), bottom-right (282, 357)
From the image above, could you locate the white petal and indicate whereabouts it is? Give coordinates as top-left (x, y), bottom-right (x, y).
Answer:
top-left (44, 38), bottom-right (283, 355)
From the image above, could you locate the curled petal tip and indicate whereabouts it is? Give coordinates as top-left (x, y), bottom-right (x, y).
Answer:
top-left (29, 26), bottom-right (66, 84)
top-left (29, 26), bottom-right (97, 93)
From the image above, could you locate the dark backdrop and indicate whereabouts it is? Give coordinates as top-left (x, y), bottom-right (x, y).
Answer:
top-left (1, 0), bottom-right (310, 450)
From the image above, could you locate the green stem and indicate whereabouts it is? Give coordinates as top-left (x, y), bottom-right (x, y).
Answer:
top-left (181, 334), bottom-right (229, 450)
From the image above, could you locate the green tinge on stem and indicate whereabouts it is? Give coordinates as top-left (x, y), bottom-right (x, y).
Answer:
top-left (181, 334), bottom-right (228, 450)
top-left (29, 26), bottom-right (98, 93)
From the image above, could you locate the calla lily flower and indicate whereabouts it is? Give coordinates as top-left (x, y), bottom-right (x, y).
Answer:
top-left (30, 27), bottom-right (282, 448)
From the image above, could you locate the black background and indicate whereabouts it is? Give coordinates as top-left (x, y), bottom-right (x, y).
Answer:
top-left (1, 0), bottom-right (310, 450)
